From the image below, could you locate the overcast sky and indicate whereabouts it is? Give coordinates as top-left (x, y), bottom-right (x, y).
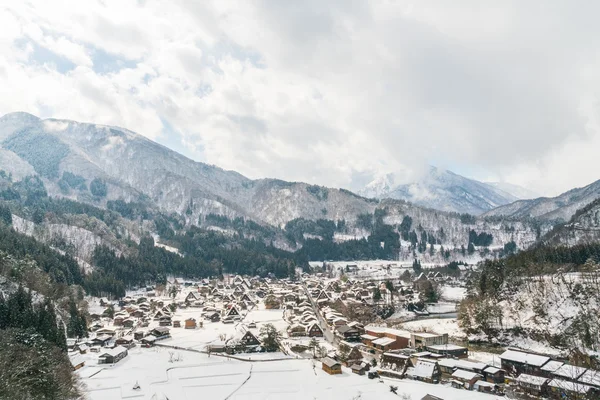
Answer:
top-left (1, 1), bottom-right (599, 196)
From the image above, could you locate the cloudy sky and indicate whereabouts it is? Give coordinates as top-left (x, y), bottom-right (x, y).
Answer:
top-left (1, 1), bottom-right (599, 196)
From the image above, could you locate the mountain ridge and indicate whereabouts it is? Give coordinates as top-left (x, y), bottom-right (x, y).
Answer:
top-left (359, 166), bottom-right (519, 215)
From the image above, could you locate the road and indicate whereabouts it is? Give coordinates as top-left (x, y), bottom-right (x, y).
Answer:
top-left (301, 281), bottom-right (338, 346)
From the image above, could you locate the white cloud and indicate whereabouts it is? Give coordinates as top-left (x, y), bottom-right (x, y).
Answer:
top-left (0, 0), bottom-right (599, 197)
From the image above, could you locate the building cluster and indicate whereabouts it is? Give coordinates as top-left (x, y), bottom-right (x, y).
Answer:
top-left (501, 349), bottom-right (600, 399)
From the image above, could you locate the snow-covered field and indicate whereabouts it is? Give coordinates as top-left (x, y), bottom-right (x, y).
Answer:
top-left (440, 286), bottom-right (467, 302)
top-left (398, 318), bottom-right (464, 339)
top-left (79, 346), bottom-right (500, 400)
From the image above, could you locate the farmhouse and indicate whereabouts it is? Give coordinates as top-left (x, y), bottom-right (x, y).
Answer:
top-left (410, 332), bottom-right (448, 349)
top-left (98, 346), bottom-right (128, 364)
top-left (406, 360), bottom-right (441, 383)
top-left (516, 374), bottom-right (549, 397)
top-left (451, 369), bottom-right (483, 390)
top-left (426, 344), bottom-right (468, 358)
top-left (185, 318), bottom-right (197, 329)
top-left (321, 357), bottom-right (342, 375)
top-left (500, 349), bottom-right (550, 376)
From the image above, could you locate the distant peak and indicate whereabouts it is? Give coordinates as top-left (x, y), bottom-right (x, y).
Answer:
top-left (0, 111), bottom-right (41, 123)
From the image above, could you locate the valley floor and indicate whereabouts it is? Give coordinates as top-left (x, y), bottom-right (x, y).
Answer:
top-left (78, 346), bottom-right (500, 400)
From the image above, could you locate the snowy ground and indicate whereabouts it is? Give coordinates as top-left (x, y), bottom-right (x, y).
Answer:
top-left (78, 346), bottom-right (501, 400)
top-left (397, 318), bottom-right (465, 339)
top-left (440, 285), bottom-right (467, 302)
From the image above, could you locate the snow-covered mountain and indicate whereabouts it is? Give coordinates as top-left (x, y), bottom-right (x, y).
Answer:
top-left (0, 112), bottom-right (543, 251)
top-left (358, 173), bottom-right (394, 199)
top-left (485, 182), bottom-right (540, 200)
top-left (360, 166), bottom-right (518, 215)
top-left (541, 198), bottom-right (600, 246)
top-left (483, 179), bottom-right (600, 222)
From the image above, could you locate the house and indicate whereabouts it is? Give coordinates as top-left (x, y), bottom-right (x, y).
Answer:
top-left (577, 369), bottom-right (600, 389)
top-left (483, 366), bottom-right (505, 384)
top-left (140, 335), bottom-right (157, 346)
top-left (70, 355), bottom-right (85, 371)
top-left (345, 346), bottom-right (363, 367)
top-left (547, 379), bottom-right (595, 399)
top-left (406, 360), bottom-right (440, 383)
top-left (115, 335), bottom-right (134, 347)
top-left (552, 364), bottom-right (587, 382)
top-left (540, 360), bottom-right (564, 378)
top-left (322, 357), bottom-right (342, 375)
top-left (151, 327), bottom-right (170, 338)
top-left (411, 332), bottom-right (448, 349)
top-left (73, 343), bottom-right (89, 354)
top-left (351, 364), bottom-right (367, 375)
top-left (307, 323), bottom-right (324, 337)
top-left (500, 349), bottom-right (550, 376)
top-left (364, 327), bottom-right (411, 351)
top-left (420, 395), bottom-right (444, 400)
top-left (134, 331), bottom-right (146, 340)
top-left (239, 331), bottom-right (261, 347)
top-left (98, 346), bottom-right (128, 364)
top-left (516, 374), bottom-right (549, 397)
top-left (381, 352), bottom-right (412, 373)
top-left (173, 320), bottom-right (181, 328)
top-left (336, 325), bottom-right (361, 341)
top-left (185, 292), bottom-right (202, 303)
top-left (288, 324), bottom-right (306, 337)
top-left (206, 312), bottom-right (220, 322)
top-left (473, 380), bottom-right (496, 393)
top-left (185, 318), bottom-right (197, 329)
top-left (426, 344), bottom-right (468, 359)
top-left (451, 369), bottom-right (483, 390)
top-left (91, 334), bottom-right (112, 347)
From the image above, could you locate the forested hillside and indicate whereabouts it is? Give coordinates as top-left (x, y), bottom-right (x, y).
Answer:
top-left (458, 241), bottom-right (600, 353)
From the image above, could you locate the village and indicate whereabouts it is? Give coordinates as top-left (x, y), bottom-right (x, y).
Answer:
top-left (69, 263), bottom-right (600, 400)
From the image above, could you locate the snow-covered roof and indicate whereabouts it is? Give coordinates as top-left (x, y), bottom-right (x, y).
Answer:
top-left (474, 380), bottom-right (495, 388)
top-left (516, 374), bottom-right (549, 386)
top-left (438, 358), bottom-right (459, 368)
top-left (578, 369), bottom-right (600, 386)
top-left (500, 350), bottom-right (549, 367)
top-left (372, 337), bottom-right (395, 346)
top-left (360, 334), bottom-right (378, 340)
top-left (540, 360), bottom-right (564, 372)
top-left (451, 369), bottom-right (482, 381)
top-left (383, 352), bottom-right (409, 359)
top-left (321, 357), bottom-right (340, 368)
top-left (427, 344), bottom-right (466, 351)
top-left (99, 345), bottom-right (127, 357)
top-left (548, 379), bottom-right (592, 393)
top-left (552, 364), bottom-right (587, 380)
top-left (454, 360), bottom-right (487, 371)
top-left (483, 366), bottom-right (501, 374)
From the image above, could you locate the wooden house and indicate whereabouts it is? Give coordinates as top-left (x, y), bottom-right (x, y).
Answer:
top-left (500, 349), bottom-right (549, 376)
top-left (483, 366), bottom-right (505, 384)
top-left (451, 369), bottom-right (483, 390)
top-left (173, 320), bottom-right (181, 328)
top-left (307, 323), bottom-right (323, 337)
top-left (185, 318), bottom-right (197, 329)
top-left (70, 355), bottom-right (85, 371)
top-left (322, 357), bottom-right (342, 375)
top-left (516, 374), bottom-right (549, 397)
top-left (98, 346), bottom-right (128, 364)
top-left (239, 331), bottom-right (261, 347)
top-left (406, 360), bottom-right (441, 384)
top-left (351, 364), bottom-right (367, 375)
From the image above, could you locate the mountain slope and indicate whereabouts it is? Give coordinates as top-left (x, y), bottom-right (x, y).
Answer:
top-left (483, 179), bottom-right (600, 222)
top-left (0, 112), bottom-right (543, 252)
top-left (361, 166), bottom-right (518, 215)
top-left (485, 181), bottom-right (540, 200)
top-left (540, 198), bottom-right (600, 246)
